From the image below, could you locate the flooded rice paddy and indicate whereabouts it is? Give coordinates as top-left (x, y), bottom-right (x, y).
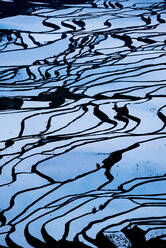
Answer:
top-left (0, 0), bottom-right (166, 247)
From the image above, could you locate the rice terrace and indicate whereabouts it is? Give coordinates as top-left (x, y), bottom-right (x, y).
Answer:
top-left (0, 0), bottom-right (166, 247)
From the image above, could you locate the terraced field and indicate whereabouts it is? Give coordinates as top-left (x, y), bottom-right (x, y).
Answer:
top-left (0, 0), bottom-right (166, 247)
